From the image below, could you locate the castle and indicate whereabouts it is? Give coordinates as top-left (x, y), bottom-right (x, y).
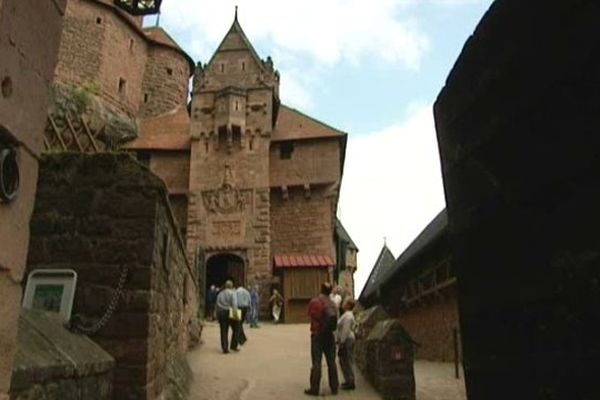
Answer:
top-left (50, 0), bottom-right (357, 321)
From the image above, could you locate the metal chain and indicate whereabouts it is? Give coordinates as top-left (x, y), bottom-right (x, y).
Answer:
top-left (71, 265), bottom-right (129, 335)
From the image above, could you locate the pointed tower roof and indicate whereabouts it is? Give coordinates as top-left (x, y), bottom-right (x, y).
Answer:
top-left (359, 244), bottom-right (395, 301)
top-left (207, 8), bottom-right (265, 69)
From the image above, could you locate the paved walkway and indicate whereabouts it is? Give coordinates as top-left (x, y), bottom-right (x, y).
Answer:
top-left (187, 322), bottom-right (466, 400)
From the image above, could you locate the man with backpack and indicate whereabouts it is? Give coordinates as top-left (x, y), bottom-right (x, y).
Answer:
top-left (305, 282), bottom-right (339, 396)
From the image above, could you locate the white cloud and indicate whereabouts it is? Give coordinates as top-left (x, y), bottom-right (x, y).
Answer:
top-left (159, 0), bottom-right (429, 70)
top-left (337, 103), bottom-right (446, 295)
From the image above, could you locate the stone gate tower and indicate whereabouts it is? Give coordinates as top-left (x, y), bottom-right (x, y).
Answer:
top-left (187, 12), bottom-right (280, 289)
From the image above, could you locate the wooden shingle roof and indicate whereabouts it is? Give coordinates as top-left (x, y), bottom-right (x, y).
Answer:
top-left (273, 105), bottom-right (346, 142)
top-left (124, 106), bottom-right (190, 151)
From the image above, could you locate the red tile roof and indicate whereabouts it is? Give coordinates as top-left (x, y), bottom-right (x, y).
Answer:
top-left (273, 254), bottom-right (335, 269)
top-left (272, 105), bottom-right (346, 142)
top-left (124, 106), bottom-right (190, 151)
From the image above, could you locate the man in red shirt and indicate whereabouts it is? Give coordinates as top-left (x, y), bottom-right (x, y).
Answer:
top-left (305, 282), bottom-right (339, 396)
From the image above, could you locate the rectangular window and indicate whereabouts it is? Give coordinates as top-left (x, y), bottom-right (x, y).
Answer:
top-left (280, 141), bottom-right (294, 160)
top-left (166, 67), bottom-right (173, 76)
top-left (143, 93), bottom-right (149, 103)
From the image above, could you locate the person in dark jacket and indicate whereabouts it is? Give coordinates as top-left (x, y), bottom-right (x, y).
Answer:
top-left (304, 282), bottom-right (339, 396)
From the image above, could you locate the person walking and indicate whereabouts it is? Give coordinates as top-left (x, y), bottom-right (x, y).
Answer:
top-left (337, 298), bottom-right (356, 390)
top-left (249, 284), bottom-right (260, 328)
top-left (305, 282), bottom-right (339, 396)
top-left (236, 284), bottom-right (251, 345)
top-left (206, 284), bottom-right (218, 321)
top-left (269, 289), bottom-right (284, 323)
top-left (215, 280), bottom-right (239, 353)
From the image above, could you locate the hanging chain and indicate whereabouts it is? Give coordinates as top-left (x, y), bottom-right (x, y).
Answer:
top-left (71, 265), bottom-right (129, 335)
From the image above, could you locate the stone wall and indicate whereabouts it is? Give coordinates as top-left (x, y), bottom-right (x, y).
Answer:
top-left (434, 1), bottom-right (600, 398)
top-left (269, 138), bottom-right (341, 187)
top-left (27, 153), bottom-right (198, 400)
top-left (54, 0), bottom-right (147, 116)
top-left (10, 310), bottom-right (114, 400)
top-left (270, 186), bottom-right (335, 258)
top-left (149, 152), bottom-right (190, 192)
top-left (140, 45), bottom-right (190, 118)
top-left (0, 0), bottom-right (66, 396)
top-left (394, 292), bottom-right (460, 362)
top-left (53, 0), bottom-right (191, 118)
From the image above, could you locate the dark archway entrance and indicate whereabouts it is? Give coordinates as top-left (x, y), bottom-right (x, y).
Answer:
top-left (206, 253), bottom-right (245, 292)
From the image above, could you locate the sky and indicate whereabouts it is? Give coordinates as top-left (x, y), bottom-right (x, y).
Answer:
top-left (148, 0), bottom-right (494, 294)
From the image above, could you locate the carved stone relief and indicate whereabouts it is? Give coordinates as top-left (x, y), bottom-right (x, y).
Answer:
top-left (202, 163), bottom-right (252, 215)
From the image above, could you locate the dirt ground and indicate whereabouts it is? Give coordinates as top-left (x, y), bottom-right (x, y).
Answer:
top-left (188, 322), bottom-right (466, 400)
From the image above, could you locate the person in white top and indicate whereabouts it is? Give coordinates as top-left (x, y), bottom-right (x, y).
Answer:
top-left (330, 286), bottom-right (342, 312)
top-left (336, 298), bottom-right (356, 390)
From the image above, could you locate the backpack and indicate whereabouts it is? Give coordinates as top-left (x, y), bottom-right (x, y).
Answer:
top-left (320, 298), bottom-right (338, 334)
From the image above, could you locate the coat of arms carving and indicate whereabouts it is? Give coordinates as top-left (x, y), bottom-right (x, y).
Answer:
top-left (203, 163), bottom-right (248, 214)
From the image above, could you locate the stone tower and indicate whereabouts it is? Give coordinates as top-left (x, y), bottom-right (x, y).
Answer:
top-left (187, 11), bottom-right (280, 290)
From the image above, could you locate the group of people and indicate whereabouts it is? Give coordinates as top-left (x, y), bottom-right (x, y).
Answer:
top-left (208, 280), bottom-right (357, 396)
top-left (306, 282), bottom-right (356, 396)
top-left (209, 280), bottom-right (261, 353)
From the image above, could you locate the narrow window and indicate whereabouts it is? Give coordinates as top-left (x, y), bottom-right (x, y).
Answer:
top-left (166, 67), bottom-right (173, 76)
top-left (220, 63), bottom-right (225, 73)
top-left (249, 136), bottom-right (254, 151)
top-left (129, 38), bottom-right (134, 50)
top-left (234, 100), bottom-right (239, 111)
top-left (242, 61), bottom-right (246, 71)
top-left (280, 141), bottom-right (294, 160)
top-left (118, 78), bottom-right (127, 95)
top-left (143, 93), bottom-right (149, 103)
top-left (96, 17), bottom-right (102, 24)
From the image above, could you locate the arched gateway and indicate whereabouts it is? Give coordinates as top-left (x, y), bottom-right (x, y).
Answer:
top-left (206, 253), bottom-right (245, 291)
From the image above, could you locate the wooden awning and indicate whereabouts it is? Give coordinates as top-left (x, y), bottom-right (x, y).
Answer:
top-left (273, 254), bottom-right (334, 269)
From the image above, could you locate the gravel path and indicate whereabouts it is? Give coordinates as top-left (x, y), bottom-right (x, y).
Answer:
top-left (187, 322), bottom-right (466, 400)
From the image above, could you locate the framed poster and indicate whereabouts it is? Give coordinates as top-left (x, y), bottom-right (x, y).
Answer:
top-left (22, 269), bottom-right (77, 323)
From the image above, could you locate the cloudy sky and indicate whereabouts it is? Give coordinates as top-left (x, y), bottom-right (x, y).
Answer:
top-left (148, 0), bottom-right (494, 294)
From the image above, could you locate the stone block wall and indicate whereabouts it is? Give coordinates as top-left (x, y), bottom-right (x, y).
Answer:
top-left (0, 0), bottom-right (66, 396)
top-left (140, 46), bottom-right (190, 118)
top-left (270, 186), bottom-right (336, 257)
top-left (53, 0), bottom-right (191, 119)
top-left (354, 305), bottom-right (389, 373)
top-left (394, 292), bottom-right (460, 362)
top-left (269, 138), bottom-right (341, 187)
top-left (434, 1), bottom-right (600, 398)
top-left (27, 153), bottom-right (198, 400)
top-left (364, 319), bottom-right (416, 400)
top-left (54, 0), bottom-right (148, 116)
top-left (10, 310), bottom-right (115, 400)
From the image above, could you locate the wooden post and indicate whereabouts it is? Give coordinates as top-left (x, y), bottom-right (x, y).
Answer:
top-left (453, 327), bottom-right (460, 379)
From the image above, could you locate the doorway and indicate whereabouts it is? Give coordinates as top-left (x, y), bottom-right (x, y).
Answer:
top-left (206, 253), bottom-right (245, 292)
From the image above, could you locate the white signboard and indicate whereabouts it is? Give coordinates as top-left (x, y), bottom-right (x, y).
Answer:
top-left (22, 269), bottom-right (77, 323)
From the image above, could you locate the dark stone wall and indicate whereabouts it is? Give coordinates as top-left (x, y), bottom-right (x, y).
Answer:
top-left (10, 309), bottom-right (114, 400)
top-left (27, 153), bottom-right (198, 400)
top-left (434, 1), bottom-right (600, 399)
